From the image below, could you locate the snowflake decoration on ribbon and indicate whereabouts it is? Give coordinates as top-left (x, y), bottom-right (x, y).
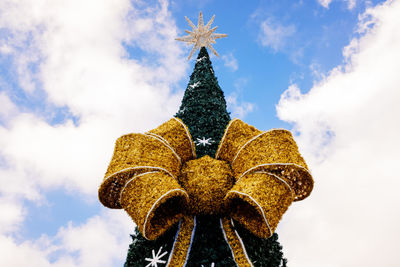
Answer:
top-left (201, 263), bottom-right (215, 267)
top-left (176, 12), bottom-right (227, 59)
top-left (196, 137), bottom-right (214, 146)
top-left (145, 246), bottom-right (168, 267)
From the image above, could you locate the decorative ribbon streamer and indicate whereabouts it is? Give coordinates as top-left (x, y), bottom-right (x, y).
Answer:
top-left (98, 117), bottom-right (313, 266)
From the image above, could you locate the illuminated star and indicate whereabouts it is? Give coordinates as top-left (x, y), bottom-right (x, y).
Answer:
top-left (145, 247), bottom-right (168, 267)
top-left (196, 137), bottom-right (213, 146)
top-left (176, 12), bottom-right (227, 59)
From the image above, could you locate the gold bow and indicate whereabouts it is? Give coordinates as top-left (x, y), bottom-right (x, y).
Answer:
top-left (98, 118), bottom-right (313, 266)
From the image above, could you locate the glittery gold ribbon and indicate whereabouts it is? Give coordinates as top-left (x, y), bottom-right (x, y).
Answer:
top-left (98, 118), bottom-right (313, 266)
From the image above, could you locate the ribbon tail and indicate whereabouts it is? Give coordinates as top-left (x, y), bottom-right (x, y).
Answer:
top-left (220, 217), bottom-right (253, 267)
top-left (166, 216), bottom-right (196, 267)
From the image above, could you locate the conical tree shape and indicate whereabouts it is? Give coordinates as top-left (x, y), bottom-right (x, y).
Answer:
top-left (124, 47), bottom-right (287, 266)
top-left (176, 47), bottom-right (230, 157)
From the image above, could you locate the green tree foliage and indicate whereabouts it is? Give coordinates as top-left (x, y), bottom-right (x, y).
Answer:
top-left (124, 226), bottom-right (177, 267)
top-left (124, 47), bottom-right (287, 266)
top-left (175, 47), bottom-right (230, 158)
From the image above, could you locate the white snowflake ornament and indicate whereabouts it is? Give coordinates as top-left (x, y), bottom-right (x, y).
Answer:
top-left (145, 246), bottom-right (168, 267)
top-left (196, 137), bottom-right (214, 146)
top-left (189, 81), bottom-right (201, 89)
top-left (196, 56), bottom-right (206, 62)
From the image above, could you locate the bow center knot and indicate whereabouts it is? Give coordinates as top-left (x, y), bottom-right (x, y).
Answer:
top-left (179, 155), bottom-right (234, 215)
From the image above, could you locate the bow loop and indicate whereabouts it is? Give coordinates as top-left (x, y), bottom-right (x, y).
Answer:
top-left (217, 119), bottom-right (313, 238)
top-left (215, 118), bottom-right (262, 164)
top-left (224, 171), bottom-right (294, 238)
top-left (120, 171), bottom-right (189, 240)
top-left (147, 117), bottom-right (196, 162)
top-left (217, 119), bottom-right (313, 201)
top-left (98, 118), bottom-right (195, 209)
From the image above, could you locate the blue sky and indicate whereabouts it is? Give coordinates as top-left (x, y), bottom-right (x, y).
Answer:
top-left (0, 0), bottom-right (399, 266)
top-left (167, 0), bottom-right (384, 131)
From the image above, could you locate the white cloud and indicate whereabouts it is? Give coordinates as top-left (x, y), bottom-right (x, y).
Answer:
top-left (0, 0), bottom-right (187, 265)
top-left (309, 62), bottom-right (327, 82)
top-left (222, 52), bottom-right (238, 71)
top-left (0, 92), bottom-right (17, 122)
top-left (276, 0), bottom-right (400, 266)
top-left (0, 197), bottom-right (26, 234)
top-left (318, 0), bottom-right (333, 8)
top-left (227, 94), bottom-right (255, 119)
top-left (347, 0), bottom-right (357, 9)
top-left (317, 0), bottom-right (357, 10)
top-left (0, 210), bottom-right (133, 267)
top-left (258, 18), bottom-right (295, 52)
top-left (227, 78), bottom-right (255, 119)
top-left (0, 0), bottom-right (186, 198)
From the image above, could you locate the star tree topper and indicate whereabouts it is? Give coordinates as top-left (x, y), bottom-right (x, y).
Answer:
top-left (176, 12), bottom-right (227, 59)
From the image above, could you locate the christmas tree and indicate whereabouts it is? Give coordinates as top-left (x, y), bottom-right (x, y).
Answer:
top-left (123, 47), bottom-right (288, 266)
top-left (99, 12), bottom-right (313, 267)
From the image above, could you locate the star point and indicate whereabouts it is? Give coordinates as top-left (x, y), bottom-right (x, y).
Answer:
top-left (176, 12), bottom-right (227, 60)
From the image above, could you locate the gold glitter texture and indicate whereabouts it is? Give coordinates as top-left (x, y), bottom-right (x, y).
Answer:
top-left (221, 218), bottom-right (253, 267)
top-left (148, 118), bottom-right (196, 162)
top-left (215, 118), bottom-right (262, 162)
top-left (166, 216), bottom-right (195, 267)
top-left (98, 117), bottom-right (314, 262)
top-left (179, 156), bottom-right (234, 215)
top-left (217, 119), bottom-right (313, 201)
top-left (99, 118), bottom-right (195, 209)
top-left (225, 172), bottom-right (294, 238)
top-left (120, 171), bottom-right (189, 240)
